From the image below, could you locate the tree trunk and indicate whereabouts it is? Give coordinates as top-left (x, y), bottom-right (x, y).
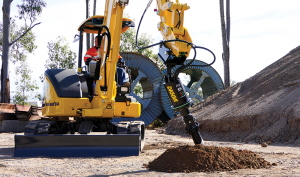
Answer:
top-left (1, 0), bottom-right (11, 103)
top-left (220, 0), bottom-right (230, 88)
top-left (91, 0), bottom-right (96, 47)
top-left (226, 0), bottom-right (230, 44)
top-left (86, 0), bottom-right (90, 50)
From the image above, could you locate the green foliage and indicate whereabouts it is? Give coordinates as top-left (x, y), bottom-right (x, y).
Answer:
top-left (152, 119), bottom-right (166, 127)
top-left (0, 21), bottom-right (37, 64)
top-left (1, 0), bottom-right (46, 103)
top-left (190, 82), bottom-right (203, 105)
top-left (133, 82), bottom-right (143, 98)
top-left (10, 20), bottom-right (37, 64)
top-left (36, 93), bottom-right (42, 101)
top-left (0, 0), bottom-right (46, 62)
top-left (148, 119), bottom-right (166, 129)
top-left (45, 36), bottom-right (77, 69)
top-left (120, 28), bottom-right (152, 57)
top-left (230, 80), bottom-right (237, 86)
top-left (13, 61), bottom-right (39, 105)
top-left (17, 0), bottom-right (47, 27)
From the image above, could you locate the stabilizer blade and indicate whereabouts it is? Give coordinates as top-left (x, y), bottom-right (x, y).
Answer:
top-left (14, 134), bottom-right (140, 157)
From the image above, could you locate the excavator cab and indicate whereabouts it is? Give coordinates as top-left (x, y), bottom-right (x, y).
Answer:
top-left (79, 15), bottom-right (134, 98)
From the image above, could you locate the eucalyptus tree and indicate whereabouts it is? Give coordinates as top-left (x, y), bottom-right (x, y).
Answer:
top-left (45, 36), bottom-right (77, 70)
top-left (13, 61), bottom-right (39, 105)
top-left (220, 0), bottom-right (230, 88)
top-left (1, 0), bottom-right (46, 103)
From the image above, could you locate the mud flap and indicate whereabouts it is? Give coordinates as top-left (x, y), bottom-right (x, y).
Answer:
top-left (14, 134), bottom-right (140, 157)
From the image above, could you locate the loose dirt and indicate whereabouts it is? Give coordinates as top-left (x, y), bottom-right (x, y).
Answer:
top-left (147, 145), bottom-right (272, 173)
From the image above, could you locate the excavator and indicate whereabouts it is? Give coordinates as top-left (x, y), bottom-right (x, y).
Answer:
top-left (14, 0), bottom-right (215, 157)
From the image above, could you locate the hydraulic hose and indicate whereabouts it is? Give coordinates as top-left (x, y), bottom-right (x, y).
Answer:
top-left (94, 26), bottom-right (111, 90)
top-left (102, 32), bottom-right (111, 89)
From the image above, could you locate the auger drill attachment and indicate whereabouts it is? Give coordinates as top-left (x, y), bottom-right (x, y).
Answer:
top-left (164, 59), bottom-right (204, 145)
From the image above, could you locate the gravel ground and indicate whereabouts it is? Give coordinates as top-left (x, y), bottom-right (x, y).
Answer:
top-left (1, 130), bottom-right (300, 176)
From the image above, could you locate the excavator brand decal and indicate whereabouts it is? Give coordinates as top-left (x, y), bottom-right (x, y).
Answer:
top-left (167, 86), bottom-right (178, 102)
top-left (45, 102), bottom-right (59, 106)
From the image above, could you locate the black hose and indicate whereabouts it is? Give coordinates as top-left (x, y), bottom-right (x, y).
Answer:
top-left (174, 45), bottom-right (216, 79)
top-left (175, 10), bottom-right (181, 28)
top-left (189, 46), bottom-right (216, 67)
top-left (94, 26), bottom-right (111, 90)
top-left (135, 8), bottom-right (148, 50)
top-left (101, 26), bottom-right (111, 61)
top-left (174, 46), bottom-right (196, 79)
top-left (94, 29), bottom-right (103, 81)
top-left (102, 32), bottom-right (111, 89)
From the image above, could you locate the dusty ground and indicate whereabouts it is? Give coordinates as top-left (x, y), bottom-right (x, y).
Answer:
top-left (0, 129), bottom-right (300, 176)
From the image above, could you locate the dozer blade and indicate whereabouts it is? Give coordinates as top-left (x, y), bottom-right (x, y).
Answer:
top-left (14, 134), bottom-right (140, 157)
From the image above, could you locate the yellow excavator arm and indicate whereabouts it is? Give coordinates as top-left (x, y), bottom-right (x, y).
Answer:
top-left (156, 0), bottom-right (192, 57)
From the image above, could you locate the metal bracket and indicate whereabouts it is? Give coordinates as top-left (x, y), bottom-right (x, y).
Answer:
top-left (78, 121), bottom-right (94, 134)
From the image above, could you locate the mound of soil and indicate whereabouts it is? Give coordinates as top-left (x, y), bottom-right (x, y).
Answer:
top-left (147, 145), bottom-right (271, 173)
top-left (166, 45), bottom-right (300, 144)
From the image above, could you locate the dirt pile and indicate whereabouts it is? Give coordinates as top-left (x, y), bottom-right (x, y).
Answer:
top-left (147, 145), bottom-right (271, 173)
top-left (166, 45), bottom-right (300, 144)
